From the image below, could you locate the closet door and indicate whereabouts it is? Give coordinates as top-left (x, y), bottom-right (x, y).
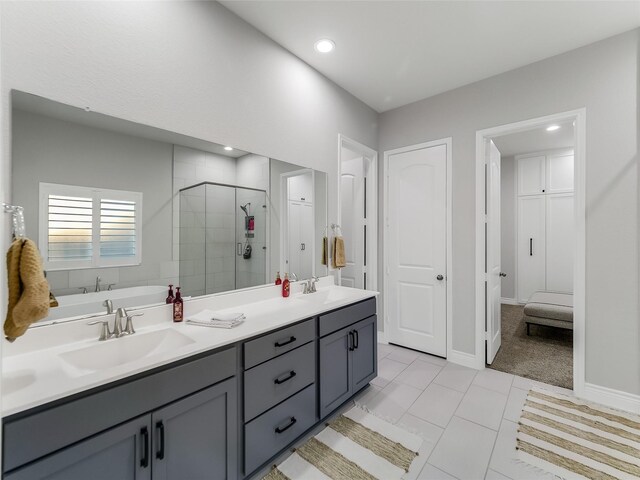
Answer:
top-left (547, 152), bottom-right (574, 193)
top-left (546, 194), bottom-right (574, 293)
top-left (517, 155), bottom-right (546, 195)
top-left (517, 195), bottom-right (546, 303)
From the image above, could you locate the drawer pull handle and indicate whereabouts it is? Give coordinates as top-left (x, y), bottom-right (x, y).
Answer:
top-left (275, 336), bottom-right (296, 348)
top-left (274, 370), bottom-right (297, 384)
top-left (140, 427), bottom-right (150, 468)
top-left (275, 416), bottom-right (297, 434)
top-left (353, 329), bottom-right (359, 349)
top-left (156, 421), bottom-right (165, 460)
top-left (348, 331), bottom-right (355, 351)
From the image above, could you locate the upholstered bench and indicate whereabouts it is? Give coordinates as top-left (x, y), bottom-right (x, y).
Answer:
top-left (523, 291), bottom-right (573, 335)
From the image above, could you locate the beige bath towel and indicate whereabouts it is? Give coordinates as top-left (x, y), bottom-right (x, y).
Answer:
top-left (5, 238), bottom-right (50, 341)
top-left (332, 236), bottom-right (346, 269)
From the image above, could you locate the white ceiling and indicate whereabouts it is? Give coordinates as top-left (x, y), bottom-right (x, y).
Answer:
top-left (222, 1), bottom-right (640, 112)
top-left (492, 120), bottom-right (574, 157)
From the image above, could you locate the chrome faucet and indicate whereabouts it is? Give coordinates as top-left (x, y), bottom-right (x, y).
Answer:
top-left (290, 272), bottom-right (298, 282)
top-left (95, 276), bottom-right (102, 293)
top-left (103, 299), bottom-right (114, 315)
top-left (113, 308), bottom-right (127, 337)
top-left (87, 307), bottom-right (143, 341)
top-left (303, 277), bottom-right (319, 294)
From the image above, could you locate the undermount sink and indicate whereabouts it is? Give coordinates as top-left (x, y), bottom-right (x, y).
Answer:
top-left (294, 287), bottom-right (355, 305)
top-left (59, 329), bottom-right (195, 375)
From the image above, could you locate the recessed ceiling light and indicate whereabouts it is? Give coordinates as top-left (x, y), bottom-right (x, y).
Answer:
top-left (224, 146), bottom-right (233, 151)
top-left (314, 39), bottom-right (335, 53)
top-left (546, 125), bottom-right (560, 132)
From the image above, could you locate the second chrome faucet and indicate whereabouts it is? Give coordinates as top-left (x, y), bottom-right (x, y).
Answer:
top-left (88, 307), bottom-right (143, 341)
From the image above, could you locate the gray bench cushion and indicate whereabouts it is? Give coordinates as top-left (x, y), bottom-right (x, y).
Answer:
top-left (524, 292), bottom-right (573, 323)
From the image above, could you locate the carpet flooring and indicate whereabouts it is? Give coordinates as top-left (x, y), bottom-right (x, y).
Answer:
top-left (488, 304), bottom-right (573, 389)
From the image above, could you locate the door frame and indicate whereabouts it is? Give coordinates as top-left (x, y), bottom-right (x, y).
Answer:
top-left (337, 134), bottom-right (378, 292)
top-left (475, 109), bottom-right (586, 397)
top-left (383, 138), bottom-right (453, 358)
top-left (280, 168), bottom-right (315, 278)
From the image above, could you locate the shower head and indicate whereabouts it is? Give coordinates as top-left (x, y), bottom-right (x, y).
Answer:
top-left (240, 203), bottom-right (250, 216)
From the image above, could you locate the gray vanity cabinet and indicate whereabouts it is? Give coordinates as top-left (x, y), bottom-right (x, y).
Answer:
top-left (318, 299), bottom-right (377, 419)
top-left (152, 377), bottom-right (237, 480)
top-left (4, 416), bottom-right (152, 480)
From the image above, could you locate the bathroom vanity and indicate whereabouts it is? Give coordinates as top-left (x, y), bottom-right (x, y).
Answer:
top-left (1, 279), bottom-right (377, 479)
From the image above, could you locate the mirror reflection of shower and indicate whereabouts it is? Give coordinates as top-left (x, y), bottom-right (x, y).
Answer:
top-left (179, 182), bottom-right (266, 296)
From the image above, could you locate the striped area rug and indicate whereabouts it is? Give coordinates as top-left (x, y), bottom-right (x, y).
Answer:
top-left (517, 387), bottom-right (640, 480)
top-left (263, 406), bottom-right (423, 480)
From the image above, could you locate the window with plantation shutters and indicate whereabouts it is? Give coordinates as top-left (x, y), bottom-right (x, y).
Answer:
top-left (39, 183), bottom-right (142, 270)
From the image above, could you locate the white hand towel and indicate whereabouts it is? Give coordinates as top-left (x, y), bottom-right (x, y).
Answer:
top-left (187, 309), bottom-right (245, 323)
top-left (187, 318), bottom-right (244, 329)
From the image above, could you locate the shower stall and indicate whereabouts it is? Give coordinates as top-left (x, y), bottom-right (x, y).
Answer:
top-left (179, 182), bottom-right (267, 296)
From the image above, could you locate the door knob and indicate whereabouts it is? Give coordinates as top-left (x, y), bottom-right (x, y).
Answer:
top-left (499, 272), bottom-right (507, 277)
top-left (436, 275), bottom-right (444, 281)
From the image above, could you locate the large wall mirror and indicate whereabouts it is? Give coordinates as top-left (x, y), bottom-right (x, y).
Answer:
top-left (10, 91), bottom-right (328, 324)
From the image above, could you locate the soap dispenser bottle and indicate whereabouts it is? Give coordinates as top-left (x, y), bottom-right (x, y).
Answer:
top-left (173, 287), bottom-right (183, 322)
top-left (275, 272), bottom-right (282, 285)
top-left (166, 284), bottom-right (174, 304)
top-left (282, 273), bottom-right (290, 298)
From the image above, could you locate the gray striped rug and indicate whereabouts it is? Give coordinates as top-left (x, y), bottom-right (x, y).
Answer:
top-left (263, 406), bottom-right (423, 480)
top-left (517, 387), bottom-right (640, 479)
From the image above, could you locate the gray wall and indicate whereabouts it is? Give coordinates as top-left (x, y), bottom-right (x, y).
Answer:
top-left (500, 156), bottom-right (516, 300)
top-left (12, 109), bottom-right (176, 295)
top-left (379, 29), bottom-right (639, 395)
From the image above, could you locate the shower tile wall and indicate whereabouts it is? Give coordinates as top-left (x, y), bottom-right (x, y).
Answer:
top-left (205, 184), bottom-right (236, 294)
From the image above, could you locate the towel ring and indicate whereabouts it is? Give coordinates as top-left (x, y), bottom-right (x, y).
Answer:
top-left (3, 203), bottom-right (26, 239)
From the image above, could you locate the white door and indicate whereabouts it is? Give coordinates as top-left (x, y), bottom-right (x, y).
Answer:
top-left (486, 140), bottom-right (502, 364)
top-left (340, 155), bottom-right (366, 288)
top-left (287, 201), bottom-right (313, 279)
top-left (517, 195), bottom-right (546, 302)
top-left (387, 144), bottom-right (447, 356)
top-left (546, 193), bottom-right (574, 292)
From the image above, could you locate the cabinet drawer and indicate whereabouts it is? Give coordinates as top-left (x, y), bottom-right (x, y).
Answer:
top-left (244, 341), bottom-right (315, 421)
top-left (319, 298), bottom-right (376, 337)
top-left (3, 346), bottom-right (236, 473)
top-left (244, 384), bottom-right (317, 475)
top-left (244, 319), bottom-right (315, 369)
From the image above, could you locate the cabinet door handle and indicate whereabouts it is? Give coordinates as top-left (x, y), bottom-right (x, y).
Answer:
top-left (348, 331), bottom-right (354, 351)
top-left (353, 329), bottom-right (359, 349)
top-left (274, 336), bottom-right (296, 348)
top-left (156, 421), bottom-right (165, 460)
top-left (274, 370), bottom-right (297, 384)
top-left (140, 427), bottom-right (150, 468)
top-left (530, 238), bottom-right (533, 256)
top-left (275, 416), bottom-right (297, 434)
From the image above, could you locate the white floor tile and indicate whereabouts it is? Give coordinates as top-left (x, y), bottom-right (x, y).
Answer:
top-left (366, 381), bottom-right (423, 423)
top-left (372, 357), bottom-right (407, 387)
top-left (353, 384), bottom-right (382, 409)
top-left (473, 369), bottom-right (514, 395)
top-left (503, 387), bottom-right (529, 423)
top-left (401, 413), bottom-right (446, 480)
top-left (377, 342), bottom-right (395, 359)
top-left (488, 419), bottom-right (554, 480)
top-left (485, 469), bottom-right (513, 480)
top-left (511, 375), bottom-right (572, 395)
top-left (417, 463), bottom-right (459, 480)
top-left (428, 416), bottom-right (497, 480)
top-left (433, 362), bottom-right (478, 393)
top-left (386, 347), bottom-right (423, 364)
top-left (395, 359), bottom-right (443, 390)
top-left (417, 354), bottom-right (448, 367)
top-left (408, 383), bottom-right (464, 428)
top-left (455, 385), bottom-right (508, 431)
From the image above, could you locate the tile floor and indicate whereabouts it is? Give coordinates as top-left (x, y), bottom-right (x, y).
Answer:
top-left (252, 342), bottom-right (572, 480)
top-left (356, 342), bottom-right (572, 479)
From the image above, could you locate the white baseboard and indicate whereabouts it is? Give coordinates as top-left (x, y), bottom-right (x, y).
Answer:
top-left (500, 297), bottom-right (520, 305)
top-left (447, 349), bottom-right (481, 370)
top-left (582, 382), bottom-right (640, 414)
top-left (376, 330), bottom-right (388, 344)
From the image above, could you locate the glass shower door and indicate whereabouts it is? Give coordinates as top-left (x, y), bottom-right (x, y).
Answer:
top-left (204, 184), bottom-right (236, 295)
top-left (235, 188), bottom-right (267, 289)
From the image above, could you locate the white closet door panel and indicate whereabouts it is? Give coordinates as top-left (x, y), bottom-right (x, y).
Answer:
top-left (546, 194), bottom-right (574, 293)
top-left (517, 195), bottom-right (546, 303)
top-left (517, 155), bottom-right (545, 195)
top-left (547, 153), bottom-right (574, 193)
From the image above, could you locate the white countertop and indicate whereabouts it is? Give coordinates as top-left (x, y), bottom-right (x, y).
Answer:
top-left (2, 277), bottom-right (377, 417)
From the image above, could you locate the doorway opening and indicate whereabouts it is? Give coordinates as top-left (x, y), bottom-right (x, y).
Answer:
top-left (338, 135), bottom-right (378, 292)
top-left (476, 109), bottom-right (586, 395)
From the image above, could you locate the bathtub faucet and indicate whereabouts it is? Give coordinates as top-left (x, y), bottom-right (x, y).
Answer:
top-left (95, 276), bottom-right (101, 293)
